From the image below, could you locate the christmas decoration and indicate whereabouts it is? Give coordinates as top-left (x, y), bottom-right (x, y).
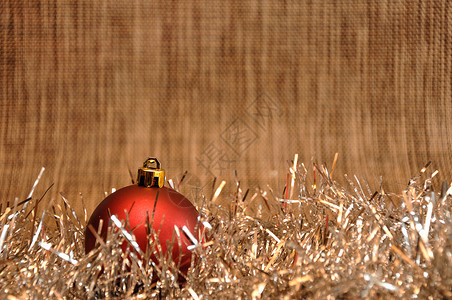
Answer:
top-left (0, 157), bottom-right (451, 299)
top-left (84, 158), bottom-right (201, 277)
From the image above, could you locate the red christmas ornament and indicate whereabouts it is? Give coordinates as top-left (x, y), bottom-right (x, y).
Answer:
top-left (84, 158), bottom-right (200, 277)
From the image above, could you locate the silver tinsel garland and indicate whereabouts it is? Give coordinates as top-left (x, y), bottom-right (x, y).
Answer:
top-left (0, 158), bottom-right (451, 299)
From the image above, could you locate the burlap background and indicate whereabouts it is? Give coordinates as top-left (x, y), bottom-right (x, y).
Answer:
top-left (1, 1), bottom-right (451, 213)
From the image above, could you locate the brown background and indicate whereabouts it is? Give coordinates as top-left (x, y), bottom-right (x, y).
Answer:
top-left (1, 1), bottom-right (451, 214)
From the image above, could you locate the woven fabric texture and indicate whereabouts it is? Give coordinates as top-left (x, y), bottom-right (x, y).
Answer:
top-left (1, 1), bottom-right (451, 213)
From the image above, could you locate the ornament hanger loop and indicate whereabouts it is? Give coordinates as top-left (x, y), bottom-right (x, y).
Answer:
top-left (143, 157), bottom-right (161, 169)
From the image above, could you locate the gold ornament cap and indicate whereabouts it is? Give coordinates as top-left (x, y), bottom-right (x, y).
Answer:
top-left (137, 158), bottom-right (165, 188)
